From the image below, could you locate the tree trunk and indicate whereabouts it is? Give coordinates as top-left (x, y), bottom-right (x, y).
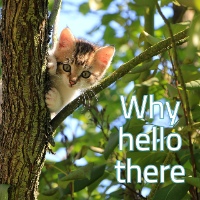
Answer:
top-left (0, 0), bottom-right (49, 199)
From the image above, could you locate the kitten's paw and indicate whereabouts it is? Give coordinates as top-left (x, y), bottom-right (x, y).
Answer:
top-left (45, 88), bottom-right (62, 113)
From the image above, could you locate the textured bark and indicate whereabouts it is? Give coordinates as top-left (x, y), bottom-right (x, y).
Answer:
top-left (0, 0), bottom-right (49, 199)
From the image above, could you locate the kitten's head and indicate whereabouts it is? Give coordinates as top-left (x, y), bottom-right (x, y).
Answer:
top-left (53, 28), bottom-right (115, 90)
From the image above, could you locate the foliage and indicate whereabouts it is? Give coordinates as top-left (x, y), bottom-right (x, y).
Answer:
top-left (39, 0), bottom-right (200, 199)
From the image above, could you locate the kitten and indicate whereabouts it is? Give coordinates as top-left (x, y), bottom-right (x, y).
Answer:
top-left (46, 28), bottom-right (115, 114)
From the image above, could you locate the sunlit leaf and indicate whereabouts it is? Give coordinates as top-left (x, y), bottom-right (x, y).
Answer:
top-left (135, 77), bottom-right (159, 87)
top-left (89, 0), bottom-right (103, 10)
top-left (139, 31), bottom-right (162, 46)
top-left (185, 80), bottom-right (200, 90)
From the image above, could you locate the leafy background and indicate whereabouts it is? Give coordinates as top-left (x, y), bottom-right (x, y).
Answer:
top-left (39, 0), bottom-right (200, 199)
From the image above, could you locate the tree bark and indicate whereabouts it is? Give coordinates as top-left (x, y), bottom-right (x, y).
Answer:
top-left (0, 0), bottom-right (49, 199)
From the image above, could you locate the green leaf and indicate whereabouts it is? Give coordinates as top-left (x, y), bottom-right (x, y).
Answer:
top-left (88, 171), bottom-right (109, 195)
top-left (101, 0), bottom-right (112, 9)
top-left (134, 0), bottom-right (156, 7)
top-left (127, 151), bottom-right (167, 169)
top-left (167, 84), bottom-right (178, 98)
top-left (104, 26), bottom-right (116, 43)
top-left (153, 183), bottom-right (190, 200)
top-left (45, 160), bottom-right (72, 175)
top-left (38, 187), bottom-right (61, 200)
top-left (74, 145), bottom-right (89, 160)
top-left (135, 77), bottom-right (159, 87)
top-left (59, 163), bottom-right (94, 182)
top-left (185, 80), bottom-right (200, 90)
top-left (180, 64), bottom-right (200, 83)
top-left (0, 184), bottom-right (9, 200)
top-left (188, 90), bottom-right (200, 108)
top-left (102, 14), bottom-right (119, 25)
top-left (79, 3), bottom-right (90, 15)
top-left (121, 73), bottom-right (140, 83)
top-left (163, 22), bottom-right (189, 38)
top-left (64, 164), bottom-right (106, 194)
top-left (129, 60), bottom-right (160, 74)
top-left (139, 31), bottom-right (162, 46)
top-left (185, 177), bottom-right (200, 188)
top-left (176, 150), bottom-right (191, 165)
top-left (109, 188), bottom-right (124, 198)
top-left (104, 131), bottom-right (119, 160)
top-left (123, 117), bottom-right (146, 136)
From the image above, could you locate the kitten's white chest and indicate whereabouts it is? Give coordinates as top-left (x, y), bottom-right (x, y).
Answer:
top-left (58, 78), bottom-right (78, 102)
top-left (51, 75), bottom-right (79, 109)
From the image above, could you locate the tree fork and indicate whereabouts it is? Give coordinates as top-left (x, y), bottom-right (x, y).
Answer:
top-left (0, 0), bottom-right (49, 199)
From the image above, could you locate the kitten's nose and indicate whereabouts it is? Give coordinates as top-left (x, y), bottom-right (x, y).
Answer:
top-left (69, 80), bottom-right (76, 86)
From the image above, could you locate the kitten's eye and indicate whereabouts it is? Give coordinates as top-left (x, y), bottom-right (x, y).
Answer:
top-left (63, 64), bottom-right (71, 72)
top-left (81, 71), bottom-right (91, 79)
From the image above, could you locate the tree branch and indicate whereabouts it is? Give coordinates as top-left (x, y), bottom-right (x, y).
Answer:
top-left (50, 28), bottom-right (189, 132)
top-left (48, 0), bottom-right (62, 31)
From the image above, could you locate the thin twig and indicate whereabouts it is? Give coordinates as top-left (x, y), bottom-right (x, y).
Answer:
top-left (155, 2), bottom-right (197, 199)
top-left (156, 2), bottom-right (193, 125)
top-left (50, 28), bottom-right (189, 132)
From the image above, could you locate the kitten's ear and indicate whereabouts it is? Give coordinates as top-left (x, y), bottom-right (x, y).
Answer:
top-left (95, 46), bottom-right (115, 67)
top-left (58, 28), bottom-right (75, 48)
